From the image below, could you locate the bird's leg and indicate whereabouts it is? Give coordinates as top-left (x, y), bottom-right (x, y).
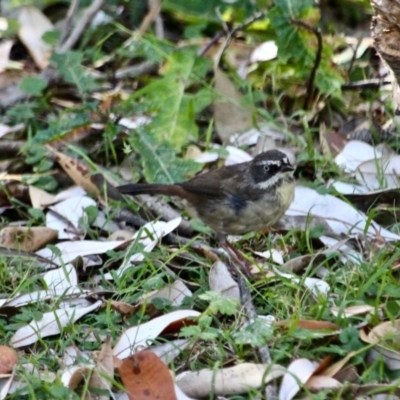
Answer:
top-left (217, 234), bottom-right (252, 277)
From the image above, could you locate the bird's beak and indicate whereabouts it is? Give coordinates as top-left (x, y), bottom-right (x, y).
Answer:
top-left (281, 164), bottom-right (295, 172)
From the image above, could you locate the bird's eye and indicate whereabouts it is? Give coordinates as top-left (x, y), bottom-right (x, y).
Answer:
top-left (263, 165), bottom-right (270, 172)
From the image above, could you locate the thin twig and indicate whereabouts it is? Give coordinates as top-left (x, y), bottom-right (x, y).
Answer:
top-left (58, 0), bottom-right (80, 48)
top-left (347, 37), bottom-right (363, 76)
top-left (198, 31), bottom-right (226, 57)
top-left (58, 0), bottom-right (107, 53)
top-left (138, 0), bottom-right (162, 37)
top-left (199, 10), bottom-right (266, 60)
top-left (114, 61), bottom-right (158, 80)
top-left (342, 78), bottom-right (390, 90)
top-left (93, 0), bottom-right (162, 69)
top-left (291, 19), bottom-right (323, 110)
top-left (216, 11), bottom-right (267, 66)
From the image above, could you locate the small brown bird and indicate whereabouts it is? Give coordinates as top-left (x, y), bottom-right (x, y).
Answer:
top-left (117, 149), bottom-right (295, 242)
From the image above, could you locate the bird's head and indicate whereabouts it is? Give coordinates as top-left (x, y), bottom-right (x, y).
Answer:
top-left (250, 149), bottom-right (294, 189)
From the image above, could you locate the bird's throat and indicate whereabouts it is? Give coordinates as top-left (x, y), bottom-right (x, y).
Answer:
top-left (254, 171), bottom-right (293, 190)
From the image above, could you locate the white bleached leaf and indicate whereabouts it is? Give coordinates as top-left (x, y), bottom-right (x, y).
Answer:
top-left (332, 37), bottom-right (373, 64)
top-left (11, 300), bottom-right (102, 347)
top-left (150, 339), bottom-right (190, 364)
top-left (356, 155), bottom-right (400, 190)
top-left (36, 239), bottom-right (126, 266)
top-left (17, 6), bottom-right (53, 69)
top-left (329, 181), bottom-right (369, 195)
top-left (115, 392), bottom-right (129, 400)
top-left (330, 304), bottom-right (374, 318)
top-left (334, 140), bottom-right (383, 172)
top-left (193, 151), bottom-right (220, 163)
top-left (43, 264), bottom-right (77, 290)
top-left (286, 186), bottom-right (400, 241)
top-left (209, 261), bottom-right (240, 300)
top-left (61, 346), bottom-right (92, 368)
top-left (117, 115), bottom-right (152, 129)
top-left (144, 280), bottom-right (192, 307)
top-left (0, 17), bottom-right (8, 31)
top-left (175, 385), bottom-right (196, 400)
top-left (0, 40), bottom-right (13, 73)
top-left (54, 186), bottom-right (87, 203)
top-left (139, 217), bottom-right (182, 243)
top-left (224, 146), bottom-right (253, 166)
top-left (112, 218), bottom-right (182, 278)
top-left (0, 123), bottom-right (24, 139)
top-left (46, 196), bottom-right (96, 240)
top-left (250, 40), bottom-right (278, 63)
top-left (305, 376), bottom-right (342, 391)
top-left (29, 186), bottom-right (56, 209)
top-left (303, 277), bottom-right (330, 297)
top-left (273, 268), bottom-right (330, 297)
top-left (90, 10), bottom-right (114, 27)
top-left (60, 365), bottom-right (94, 389)
top-left (362, 320), bottom-right (400, 370)
top-left (0, 367), bottom-right (15, 400)
top-left (279, 358), bottom-right (317, 400)
top-left (254, 249), bottom-right (284, 264)
top-left (1, 288), bottom-right (85, 308)
top-left (92, 210), bottom-right (120, 233)
top-left (319, 235), bottom-right (363, 265)
top-left (113, 310), bottom-right (200, 359)
top-left (231, 124), bottom-right (286, 146)
top-left (176, 363), bottom-right (285, 397)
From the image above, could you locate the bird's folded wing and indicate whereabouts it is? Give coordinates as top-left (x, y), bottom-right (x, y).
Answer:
top-left (178, 181), bottom-right (225, 197)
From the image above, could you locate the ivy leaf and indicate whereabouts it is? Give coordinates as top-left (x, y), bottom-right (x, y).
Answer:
top-left (130, 127), bottom-right (202, 184)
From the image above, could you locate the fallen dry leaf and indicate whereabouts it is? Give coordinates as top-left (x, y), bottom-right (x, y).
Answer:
top-left (119, 350), bottom-right (177, 400)
top-left (50, 148), bottom-right (100, 196)
top-left (213, 66), bottom-right (253, 144)
top-left (29, 186), bottom-right (56, 209)
top-left (176, 363), bottom-right (285, 397)
top-left (361, 320), bottom-right (400, 370)
top-left (88, 337), bottom-right (114, 400)
top-left (276, 320), bottom-right (340, 332)
top-left (17, 6), bottom-right (53, 69)
top-left (0, 226), bottom-right (58, 252)
top-left (322, 351), bottom-right (357, 378)
top-left (61, 365), bottom-right (94, 390)
top-left (113, 310), bottom-right (200, 359)
top-left (279, 358), bottom-right (318, 400)
top-left (0, 366), bottom-right (15, 400)
top-left (10, 300), bottom-right (102, 348)
top-left (209, 260), bottom-right (240, 300)
top-left (0, 346), bottom-right (18, 374)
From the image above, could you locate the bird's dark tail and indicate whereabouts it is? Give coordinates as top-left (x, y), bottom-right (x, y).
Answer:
top-left (117, 183), bottom-right (177, 196)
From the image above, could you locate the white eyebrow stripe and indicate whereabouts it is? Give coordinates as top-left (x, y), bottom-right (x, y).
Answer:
top-left (260, 160), bottom-right (282, 166)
